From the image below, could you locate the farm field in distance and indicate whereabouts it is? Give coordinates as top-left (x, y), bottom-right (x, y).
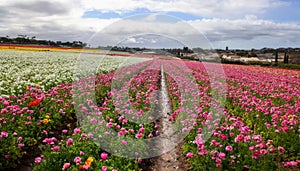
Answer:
top-left (0, 48), bottom-right (299, 171)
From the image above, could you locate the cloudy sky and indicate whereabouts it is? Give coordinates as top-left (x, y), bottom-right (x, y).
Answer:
top-left (1, 0), bottom-right (300, 49)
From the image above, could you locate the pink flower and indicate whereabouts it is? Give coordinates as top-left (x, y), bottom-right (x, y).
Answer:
top-left (139, 127), bottom-right (145, 133)
top-left (62, 129), bottom-right (68, 134)
top-left (1, 131), bottom-right (8, 137)
top-left (18, 143), bottom-right (25, 147)
top-left (62, 163), bottom-right (71, 170)
top-left (83, 164), bottom-right (90, 170)
top-left (18, 137), bottom-right (22, 142)
top-left (225, 146), bottom-right (233, 151)
top-left (260, 149), bottom-right (268, 155)
top-left (35, 157), bottom-right (42, 163)
top-left (278, 146), bottom-right (285, 153)
top-left (219, 152), bottom-right (226, 160)
top-left (121, 139), bottom-right (127, 145)
top-left (51, 146), bottom-right (60, 152)
top-left (42, 130), bottom-right (48, 135)
top-left (284, 161), bottom-right (298, 167)
top-left (106, 122), bottom-right (113, 128)
top-left (220, 134), bottom-right (228, 140)
top-left (186, 152), bottom-right (194, 158)
top-left (80, 151), bottom-right (85, 156)
top-left (234, 134), bottom-right (244, 143)
top-left (101, 152), bottom-right (108, 160)
top-left (74, 156), bottom-right (82, 165)
top-left (265, 123), bottom-right (271, 129)
top-left (42, 137), bottom-right (57, 145)
top-left (73, 128), bottom-right (81, 134)
top-left (66, 138), bottom-right (73, 147)
top-left (135, 133), bottom-right (143, 139)
top-left (102, 166), bottom-right (107, 171)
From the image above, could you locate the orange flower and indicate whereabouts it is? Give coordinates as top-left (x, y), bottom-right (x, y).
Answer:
top-left (29, 99), bottom-right (41, 107)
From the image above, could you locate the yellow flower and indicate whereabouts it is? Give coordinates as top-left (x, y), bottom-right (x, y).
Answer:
top-left (43, 119), bottom-right (49, 124)
top-left (45, 115), bottom-right (50, 119)
top-left (84, 157), bottom-right (94, 166)
top-left (87, 157), bottom-right (93, 163)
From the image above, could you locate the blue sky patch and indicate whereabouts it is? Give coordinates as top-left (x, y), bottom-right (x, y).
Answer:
top-left (82, 8), bottom-right (201, 21)
top-left (258, 0), bottom-right (300, 23)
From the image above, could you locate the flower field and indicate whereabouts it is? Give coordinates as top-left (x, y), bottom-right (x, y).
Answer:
top-left (0, 50), bottom-right (299, 170)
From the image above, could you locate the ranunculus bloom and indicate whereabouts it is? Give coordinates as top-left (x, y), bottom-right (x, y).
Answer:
top-left (18, 143), bottom-right (25, 147)
top-left (278, 146), bottom-right (285, 153)
top-left (51, 146), bottom-right (60, 152)
top-left (186, 152), bottom-right (194, 158)
top-left (219, 152), bottom-right (226, 160)
top-left (101, 152), bottom-right (108, 160)
top-left (18, 137), bottom-right (22, 142)
top-left (62, 163), bottom-right (71, 170)
top-left (74, 156), bottom-right (82, 165)
top-left (73, 128), bottom-right (81, 134)
top-left (102, 166), bottom-right (107, 171)
top-left (29, 99), bottom-right (41, 107)
top-left (66, 138), bottom-right (73, 147)
top-left (35, 157), bottom-right (42, 163)
top-left (121, 139), bottom-right (127, 145)
top-left (135, 133), bottom-right (142, 139)
top-left (225, 146), bottom-right (233, 151)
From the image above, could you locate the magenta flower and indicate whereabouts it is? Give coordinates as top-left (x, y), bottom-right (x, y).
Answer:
top-left (135, 133), bottom-right (143, 139)
top-left (66, 138), bottom-right (73, 147)
top-left (101, 152), bottom-right (108, 160)
top-left (17, 137), bottom-right (22, 142)
top-left (18, 143), bottom-right (25, 147)
top-left (80, 151), bottom-right (85, 156)
top-left (102, 166), bottom-right (107, 171)
top-left (278, 146), bottom-right (285, 153)
top-left (1, 131), bottom-right (8, 137)
top-left (73, 128), bottom-right (81, 134)
top-left (225, 146), bottom-right (233, 151)
top-left (35, 157), bottom-right (42, 164)
top-left (186, 152), bottom-right (194, 158)
top-left (74, 156), bottom-right (82, 165)
top-left (219, 152), bottom-right (226, 160)
top-left (51, 146), bottom-right (60, 152)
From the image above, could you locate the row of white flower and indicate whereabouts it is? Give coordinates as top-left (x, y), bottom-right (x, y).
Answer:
top-left (0, 50), bottom-right (149, 96)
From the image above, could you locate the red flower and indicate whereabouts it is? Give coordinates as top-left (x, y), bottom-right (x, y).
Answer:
top-left (29, 99), bottom-right (41, 107)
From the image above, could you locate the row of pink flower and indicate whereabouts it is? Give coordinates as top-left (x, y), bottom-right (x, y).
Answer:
top-left (184, 61), bottom-right (299, 168)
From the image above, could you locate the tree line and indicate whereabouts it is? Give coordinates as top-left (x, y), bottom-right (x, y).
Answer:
top-left (0, 35), bottom-right (87, 48)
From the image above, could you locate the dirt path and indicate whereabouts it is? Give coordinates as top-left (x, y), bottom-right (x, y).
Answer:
top-left (143, 64), bottom-right (189, 171)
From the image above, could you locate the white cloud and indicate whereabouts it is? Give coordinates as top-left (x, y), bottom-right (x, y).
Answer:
top-left (80, 0), bottom-right (290, 19)
top-left (0, 0), bottom-right (298, 49)
top-left (188, 16), bottom-right (300, 48)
